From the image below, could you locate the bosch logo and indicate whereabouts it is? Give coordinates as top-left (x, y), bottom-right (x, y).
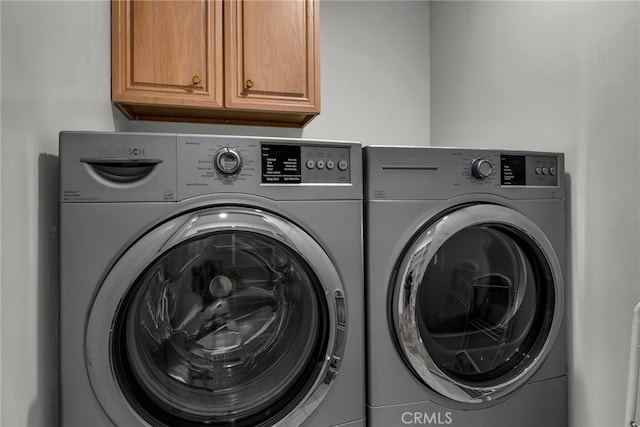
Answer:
top-left (98, 146), bottom-right (146, 157)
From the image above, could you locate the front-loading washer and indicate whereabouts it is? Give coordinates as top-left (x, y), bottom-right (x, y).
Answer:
top-left (364, 146), bottom-right (567, 426)
top-left (59, 131), bottom-right (364, 427)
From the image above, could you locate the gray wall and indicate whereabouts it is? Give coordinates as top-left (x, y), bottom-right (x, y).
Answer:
top-left (0, 1), bottom-right (429, 425)
top-left (431, 2), bottom-right (640, 426)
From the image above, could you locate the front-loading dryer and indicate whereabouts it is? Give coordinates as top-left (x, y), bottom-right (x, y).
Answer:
top-left (59, 131), bottom-right (365, 427)
top-left (364, 146), bottom-right (567, 427)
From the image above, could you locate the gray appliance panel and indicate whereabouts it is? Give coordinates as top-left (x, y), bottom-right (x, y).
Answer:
top-left (59, 131), bottom-right (362, 203)
top-left (364, 146), bottom-right (565, 201)
top-left (367, 376), bottom-right (567, 427)
top-left (176, 134), bottom-right (361, 201)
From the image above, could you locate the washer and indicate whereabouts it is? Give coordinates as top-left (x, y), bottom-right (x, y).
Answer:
top-left (59, 131), bottom-right (364, 427)
top-left (364, 146), bottom-right (567, 427)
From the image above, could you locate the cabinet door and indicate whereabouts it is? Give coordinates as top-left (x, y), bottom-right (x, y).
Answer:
top-left (112, 0), bottom-right (223, 111)
top-left (224, 0), bottom-right (320, 114)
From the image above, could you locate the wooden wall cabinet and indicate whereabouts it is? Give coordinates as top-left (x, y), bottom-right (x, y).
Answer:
top-left (112, 0), bottom-right (320, 128)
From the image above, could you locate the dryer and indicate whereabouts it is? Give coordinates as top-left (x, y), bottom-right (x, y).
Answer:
top-left (364, 146), bottom-right (567, 426)
top-left (59, 131), bottom-right (365, 427)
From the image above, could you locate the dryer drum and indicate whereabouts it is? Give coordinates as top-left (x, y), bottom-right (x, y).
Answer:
top-left (416, 225), bottom-right (553, 383)
top-left (392, 204), bottom-right (563, 404)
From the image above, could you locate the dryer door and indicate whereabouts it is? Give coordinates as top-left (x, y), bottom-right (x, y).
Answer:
top-left (391, 204), bottom-right (563, 404)
top-left (86, 206), bottom-right (347, 427)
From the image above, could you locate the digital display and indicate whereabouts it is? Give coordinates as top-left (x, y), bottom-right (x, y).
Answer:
top-left (261, 144), bottom-right (302, 183)
top-left (501, 155), bottom-right (526, 186)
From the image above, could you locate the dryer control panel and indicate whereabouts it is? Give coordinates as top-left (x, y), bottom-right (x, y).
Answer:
top-left (500, 154), bottom-right (558, 187)
top-left (364, 146), bottom-right (564, 201)
top-left (461, 154), bottom-right (558, 187)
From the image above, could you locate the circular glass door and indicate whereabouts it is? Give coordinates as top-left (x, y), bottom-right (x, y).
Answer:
top-left (86, 207), bottom-right (346, 427)
top-left (391, 204), bottom-right (563, 404)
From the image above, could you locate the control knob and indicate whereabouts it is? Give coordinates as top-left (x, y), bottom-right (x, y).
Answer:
top-left (470, 158), bottom-right (493, 179)
top-left (213, 147), bottom-right (243, 177)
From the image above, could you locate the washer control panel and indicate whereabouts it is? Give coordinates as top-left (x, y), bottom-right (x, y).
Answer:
top-left (177, 135), bottom-right (354, 199)
top-left (261, 144), bottom-right (350, 184)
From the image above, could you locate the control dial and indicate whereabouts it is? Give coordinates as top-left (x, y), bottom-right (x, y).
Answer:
top-left (213, 147), bottom-right (243, 177)
top-left (470, 158), bottom-right (493, 179)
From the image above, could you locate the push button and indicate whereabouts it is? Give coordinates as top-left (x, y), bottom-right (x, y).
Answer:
top-left (338, 160), bottom-right (348, 171)
top-left (306, 159), bottom-right (315, 169)
top-left (316, 160), bottom-right (325, 169)
top-left (326, 160), bottom-right (335, 170)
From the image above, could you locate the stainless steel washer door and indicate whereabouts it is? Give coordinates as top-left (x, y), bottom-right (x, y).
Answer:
top-left (391, 204), bottom-right (563, 404)
top-left (86, 207), bottom-right (347, 427)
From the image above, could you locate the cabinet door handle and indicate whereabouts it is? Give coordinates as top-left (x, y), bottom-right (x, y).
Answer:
top-left (245, 79), bottom-right (254, 88)
top-left (192, 75), bottom-right (201, 85)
